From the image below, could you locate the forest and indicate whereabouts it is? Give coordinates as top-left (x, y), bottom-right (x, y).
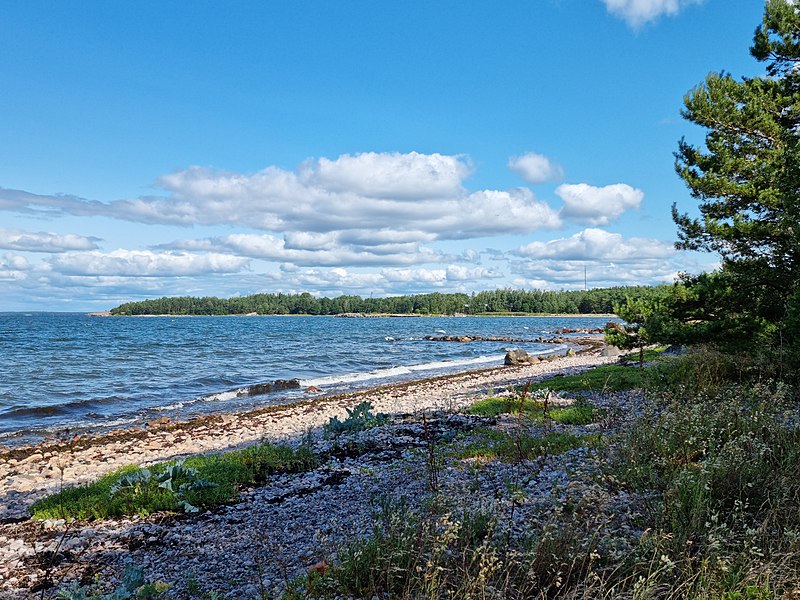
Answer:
top-left (108, 285), bottom-right (667, 316)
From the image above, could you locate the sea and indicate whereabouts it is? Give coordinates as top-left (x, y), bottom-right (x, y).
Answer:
top-left (0, 313), bottom-right (616, 448)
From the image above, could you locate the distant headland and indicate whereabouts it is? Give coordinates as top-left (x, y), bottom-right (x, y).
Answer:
top-left (105, 285), bottom-right (664, 317)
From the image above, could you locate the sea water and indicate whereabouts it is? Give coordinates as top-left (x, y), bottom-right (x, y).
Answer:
top-left (0, 313), bottom-right (615, 447)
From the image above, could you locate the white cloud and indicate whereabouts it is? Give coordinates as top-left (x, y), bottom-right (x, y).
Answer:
top-left (510, 228), bottom-right (685, 288)
top-left (556, 183), bottom-right (643, 226)
top-left (382, 268), bottom-right (447, 284)
top-left (438, 188), bottom-right (562, 237)
top-left (445, 264), bottom-right (502, 281)
top-left (514, 228), bottom-right (673, 261)
top-left (164, 233), bottom-right (445, 267)
top-left (0, 253), bottom-right (30, 280)
top-left (602, 0), bottom-right (703, 29)
top-left (48, 250), bottom-right (250, 277)
top-left (0, 227), bottom-right (100, 253)
top-left (508, 152), bottom-right (564, 184)
top-left (298, 152), bottom-right (470, 199)
top-left (512, 259), bottom-right (678, 289)
top-left (285, 268), bottom-right (385, 291)
top-left (0, 152), bottom-right (561, 240)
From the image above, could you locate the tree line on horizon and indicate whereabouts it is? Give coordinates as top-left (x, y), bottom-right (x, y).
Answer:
top-left (109, 285), bottom-right (667, 316)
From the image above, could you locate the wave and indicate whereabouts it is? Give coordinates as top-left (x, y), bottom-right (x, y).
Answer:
top-left (302, 353), bottom-right (507, 389)
top-left (0, 395), bottom-right (129, 420)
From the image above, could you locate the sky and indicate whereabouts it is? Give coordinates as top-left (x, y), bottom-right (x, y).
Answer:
top-left (0, 0), bottom-right (768, 311)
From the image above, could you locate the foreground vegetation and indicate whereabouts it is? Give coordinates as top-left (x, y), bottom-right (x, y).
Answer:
top-left (277, 350), bottom-right (800, 599)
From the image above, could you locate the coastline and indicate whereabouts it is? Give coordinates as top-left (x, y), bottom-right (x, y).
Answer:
top-left (87, 311), bottom-right (618, 318)
top-left (0, 343), bottom-right (614, 523)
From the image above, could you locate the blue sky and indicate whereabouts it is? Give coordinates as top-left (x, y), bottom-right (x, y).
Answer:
top-left (0, 0), bottom-right (766, 310)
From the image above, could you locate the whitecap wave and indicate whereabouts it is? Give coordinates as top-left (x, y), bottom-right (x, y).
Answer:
top-left (303, 353), bottom-right (506, 389)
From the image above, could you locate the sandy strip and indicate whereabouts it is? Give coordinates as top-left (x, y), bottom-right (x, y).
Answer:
top-left (0, 348), bottom-right (616, 521)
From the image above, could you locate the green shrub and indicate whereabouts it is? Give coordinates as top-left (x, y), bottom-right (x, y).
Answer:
top-left (323, 401), bottom-right (388, 438)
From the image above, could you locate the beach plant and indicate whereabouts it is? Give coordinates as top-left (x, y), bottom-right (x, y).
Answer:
top-left (55, 565), bottom-right (168, 599)
top-left (548, 395), bottom-right (605, 426)
top-left (31, 441), bottom-right (319, 520)
top-left (109, 461), bottom-right (218, 513)
top-left (467, 389), bottom-right (545, 417)
top-left (280, 488), bottom-right (613, 599)
top-left (322, 401), bottom-right (388, 438)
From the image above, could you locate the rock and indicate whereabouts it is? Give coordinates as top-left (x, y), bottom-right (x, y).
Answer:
top-left (662, 344), bottom-right (687, 356)
top-left (565, 348), bottom-right (576, 357)
top-left (504, 349), bottom-right (540, 365)
top-left (146, 416), bottom-right (171, 429)
top-left (239, 379), bottom-right (301, 397)
top-left (600, 345), bottom-right (623, 357)
top-left (305, 386), bottom-right (322, 393)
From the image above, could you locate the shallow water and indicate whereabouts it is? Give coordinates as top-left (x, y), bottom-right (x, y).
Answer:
top-left (0, 313), bottom-right (614, 446)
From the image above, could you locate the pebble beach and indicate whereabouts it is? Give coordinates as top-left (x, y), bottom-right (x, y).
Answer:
top-left (0, 345), bottom-right (640, 598)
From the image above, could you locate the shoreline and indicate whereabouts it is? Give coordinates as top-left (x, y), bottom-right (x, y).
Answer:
top-left (0, 332), bottom-right (605, 453)
top-left (0, 342), bottom-right (615, 523)
top-left (86, 311), bottom-right (618, 318)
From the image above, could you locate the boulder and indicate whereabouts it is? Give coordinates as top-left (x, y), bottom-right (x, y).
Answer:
top-left (504, 349), bottom-right (540, 366)
top-left (600, 345), bottom-right (623, 357)
top-left (662, 344), bottom-right (687, 356)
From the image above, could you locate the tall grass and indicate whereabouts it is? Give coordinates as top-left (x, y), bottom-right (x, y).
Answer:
top-left (281, 350), bottom-right (800, 599)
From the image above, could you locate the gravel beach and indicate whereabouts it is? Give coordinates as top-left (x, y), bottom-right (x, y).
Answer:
top-left (0, 344), bottom-right (632, 598)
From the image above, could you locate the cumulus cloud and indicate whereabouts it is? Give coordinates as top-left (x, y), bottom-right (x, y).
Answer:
top-left (0, 152), bottom-right (561, 240)
top-left (556, 183), bottom-right (643, 226)
top-left (508, 152), bottom-right (564, 184)
top-left (0, 253), bottom-right (30, 280)
top-left (0, 227), bottom-right (100, 253)
top-left (163, 233), bottom-right (445, 267)
top-left (445, 264), bottom-right (502, 281)
top-left (298, 152), bottom-right (470, 199)
top-left (514, 228), bottom-right (673, 261)
top-left (511, 258), bottom-right (679, 289)
top-left (510, 228), bottom-right (683, 288)
top-left (48, 250), bottom-right (250, 277)
top-left (602, 0), bottom-right (703, 29)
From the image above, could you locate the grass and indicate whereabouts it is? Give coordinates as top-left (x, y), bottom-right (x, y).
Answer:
top-left (533, 363), bottom-right (649, 392)
top-left (275, 494), bottom-right (605, 599)
top-left (455, 428), bottom-right (596, 461)
top-left (468, 393), bottom-right (606, 425)
top-left (467, 394), bottom-right (545, 417)
top-left (31, 441), bottom-right (318, 520)
top-left (273, 349), bottom-right (800, 599)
